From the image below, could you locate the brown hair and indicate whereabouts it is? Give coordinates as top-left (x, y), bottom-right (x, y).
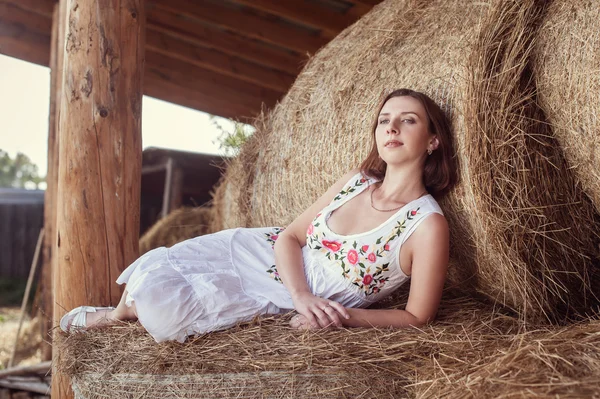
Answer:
top-left (359, 88), bottom-right (458, 199)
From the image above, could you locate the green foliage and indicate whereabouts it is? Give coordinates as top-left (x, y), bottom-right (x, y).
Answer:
top-left (0, 149), bottom-right (45, 189)
top-left (210, 116), bottom-right (254, 157)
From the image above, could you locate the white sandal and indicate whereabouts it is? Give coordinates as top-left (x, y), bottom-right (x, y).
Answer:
top-left (60, 306), bottom-right (116, 333)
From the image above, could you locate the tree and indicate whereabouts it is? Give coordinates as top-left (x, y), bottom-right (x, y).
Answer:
top-left (0, 149), bottom-right (45, 189)
top-left (210, 116), bottom-right (255, 157)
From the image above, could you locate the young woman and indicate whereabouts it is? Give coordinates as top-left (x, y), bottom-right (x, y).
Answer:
top-left (60, 88), bottom-right (457, 343)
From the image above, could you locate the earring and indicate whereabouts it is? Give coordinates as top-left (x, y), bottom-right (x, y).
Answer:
top-left (427, 148), bottom-right (433, 155)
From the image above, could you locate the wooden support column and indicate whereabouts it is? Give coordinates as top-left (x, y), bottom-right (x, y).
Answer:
top-left (39, 0), bottom-right (65, 362)
top-left (160, 157), bottom-right (183, 218)
top-left (52, 1), bottom-right (145, 398)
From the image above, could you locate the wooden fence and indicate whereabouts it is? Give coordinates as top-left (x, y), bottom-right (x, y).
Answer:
top-left (0, 189), bottom-right (44, 280)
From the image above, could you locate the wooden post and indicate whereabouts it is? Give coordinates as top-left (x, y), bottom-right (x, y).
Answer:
top-left (161, 157), bottom-right (184, 218)
top-left (39, 0), bottom-right (65, 362)
top-left (51, 1), bottom-right (145, 398)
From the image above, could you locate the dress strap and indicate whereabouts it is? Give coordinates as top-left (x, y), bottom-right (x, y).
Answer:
top-left (399, 205), bottom-right (444, 246)
top-left (331, 171), bottom-right (376, 205)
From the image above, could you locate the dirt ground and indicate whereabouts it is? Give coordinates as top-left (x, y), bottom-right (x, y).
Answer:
top-left (0, 307), bottom-right (42, 369)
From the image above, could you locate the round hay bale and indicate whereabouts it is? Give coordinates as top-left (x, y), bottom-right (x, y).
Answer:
top-left (246, 0), bottom-right (600, 324)
top-left (55, 289), bottom-right (600, 398)
top-left (534, 0), bottom-right (600, 213)
top-left (209, 111), bottom-right (270, 231)
top-left (139, 206), bottom-right (213, 255)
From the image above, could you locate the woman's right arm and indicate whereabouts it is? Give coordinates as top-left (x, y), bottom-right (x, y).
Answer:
top-left (273, 167), bottom-right (361, 328)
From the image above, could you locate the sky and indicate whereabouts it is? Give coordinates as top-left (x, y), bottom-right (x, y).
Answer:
top-left (0, 54), bottom-right (237, 182)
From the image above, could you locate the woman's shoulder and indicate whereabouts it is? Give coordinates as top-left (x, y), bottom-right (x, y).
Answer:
top-left (411, 208), bottom-right (449, 243)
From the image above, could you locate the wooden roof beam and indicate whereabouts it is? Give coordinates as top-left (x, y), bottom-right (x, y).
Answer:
top-left (144, 73), bottom-right (261, 121)
top-left (147, 9), bottom-right (305, 75)
top-left (227, 0), bottom-right (359, 37)
top-left (0, 0), bottom-right (55, 18)
top-left (149, 0), bottom-right (329, 54)
top-left (0, 0), bottom-right (53, 65)
top-left (146, 29), bottom-right (295, 93)
top-left (348, 0), bottom-right (381, 6)
top-left (145, 50), bottom-right (283, 115)
top-left (0, 20), bottom-right (50, 66)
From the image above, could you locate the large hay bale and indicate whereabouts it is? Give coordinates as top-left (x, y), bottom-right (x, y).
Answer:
top-left (55, 288), bottom-right (600, 398)
top-left (534, 0), bottom-right (600, 213)
top-left (242, 0), bottom-right (600, 324)
top-left (138, 206), bottom-right (214, 255)
top-left (209, 111), bottom-right (269, 232)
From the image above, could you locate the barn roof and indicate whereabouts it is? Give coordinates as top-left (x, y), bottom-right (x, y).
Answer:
top-left (0, 0), bottom-right (382, 120)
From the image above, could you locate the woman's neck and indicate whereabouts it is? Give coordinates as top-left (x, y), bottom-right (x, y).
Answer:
top-left (375, 163), bottom-right (427, 204)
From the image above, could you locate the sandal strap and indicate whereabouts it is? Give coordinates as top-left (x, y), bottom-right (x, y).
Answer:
top-left (71, 306), bottom-right (98, 329)
top-left (61, 306), bottom-right (115, 332)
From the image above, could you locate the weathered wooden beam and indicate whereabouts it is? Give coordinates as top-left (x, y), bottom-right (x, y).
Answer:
top-left (41, 1), bottom-right (64, 363)
top-left (0, 0), bottom-right (55, 18)
top-left (0, 14), bottom-right (50, 66)
top-left (0, 1), bottom-right (53, 34)
top-left (228, 0), bottom-right (359, 37)
top-left (52, 1), bottom-right (145, 398)
top-left (144, 73), bottom-right (259, 120)
top-left (145, 50), bottom-right (283, 113)
top-left (147, 9), bottom-right (304, 75)
top-left (150, 0), bottom-right (328, 54)
top-left (348, 0), bottom-right (381, 6)
top-left (146, 29), bottom-right (295, 93)
top-left (0, 361), bottom-right (51, 379)
top-left (0, 378), bottom-right (49, 395)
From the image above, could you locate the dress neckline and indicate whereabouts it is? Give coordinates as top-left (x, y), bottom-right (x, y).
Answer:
top-left (324, 177), bottom-right (429, 239)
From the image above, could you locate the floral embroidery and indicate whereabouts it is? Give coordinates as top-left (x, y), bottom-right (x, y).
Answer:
top-left (265, 228), bottom-right (286, 283)
top-left (332, 175), bottom-right (368, 202)
top-left (322, 240), bottom-right (342, 252)
top-left (264, 227), bottom-right (285, 248)
top-left (306, 206), bottom-right (422, 296)
top-left (266, 264), bottom-right (283, 284)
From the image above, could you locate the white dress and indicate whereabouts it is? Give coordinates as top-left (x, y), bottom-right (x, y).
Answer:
top-left (116, 172), bottom-right (445, 343)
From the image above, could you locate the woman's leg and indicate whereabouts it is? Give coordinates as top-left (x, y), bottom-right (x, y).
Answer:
top-left (82, 287), bottom-right (138, 328)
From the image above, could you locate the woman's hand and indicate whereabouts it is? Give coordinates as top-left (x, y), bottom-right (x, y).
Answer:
top-left (290, 314), bottom-right (313, 329)
top-left (290, 291), bottom-right (349, 329)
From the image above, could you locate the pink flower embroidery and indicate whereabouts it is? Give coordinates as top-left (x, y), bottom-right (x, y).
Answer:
top-left (384, 244), bottom-right (390, 251)
top-left (410, 210), bottom-right (418, 216)
top-left (307, 224), bottom-right (314, 235)
top-left (363, 274), bottom-right (373, 285)
top-left (347, 249), bottom-right (358, 265)
top-left (367, 253), bottom-right (377, 263)
top-left (360, 178), bottom-right (367, 183)
top-left (322, 240), bottom-right (342, 252)
top-left (361, 245), bottom-right (369, 252)
top-left (271, 235), bottom-right (279, 241)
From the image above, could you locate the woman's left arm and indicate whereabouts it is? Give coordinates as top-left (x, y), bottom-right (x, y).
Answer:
top-left (342, 213), bottom-right (450, 328)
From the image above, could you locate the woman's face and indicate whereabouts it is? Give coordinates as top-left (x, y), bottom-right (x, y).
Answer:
top-left (375, 95), bottom-right (438, 165)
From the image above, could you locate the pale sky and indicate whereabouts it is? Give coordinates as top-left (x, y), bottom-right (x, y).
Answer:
top-left (0, 54), bottom-right (237, 180)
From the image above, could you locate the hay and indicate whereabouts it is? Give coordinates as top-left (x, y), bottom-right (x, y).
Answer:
top-left (138, 206), bottom-right (213, 255)
top-left (225, 0), bottom-right (600, 324)
top-left (55, 288), bottom-right (600, 398)
top-left (533, 0), bottom-right (600, 214)
top-left (209, 110), bottom-right (271, 232)
top-left (459, 0), bottom-right (600, 324)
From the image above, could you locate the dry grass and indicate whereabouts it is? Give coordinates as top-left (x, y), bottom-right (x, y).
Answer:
top-left (0, 307), bottom-right (42, 369)
top-left (55, 288), bottom-right (600, 398)
top-left (208, 0), bottom-right (600, 325)
top-left (456, 0), bottom-right (600, 325)
top-left (534, 0), bottom-right (600, 214)
top-left (209, 108), bottom-right (272, 232)
top-left (139, 206), bottom-right (213, 255)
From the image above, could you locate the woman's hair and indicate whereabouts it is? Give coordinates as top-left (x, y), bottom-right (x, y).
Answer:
top-left (359, 88), bottom-right (458, 198)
